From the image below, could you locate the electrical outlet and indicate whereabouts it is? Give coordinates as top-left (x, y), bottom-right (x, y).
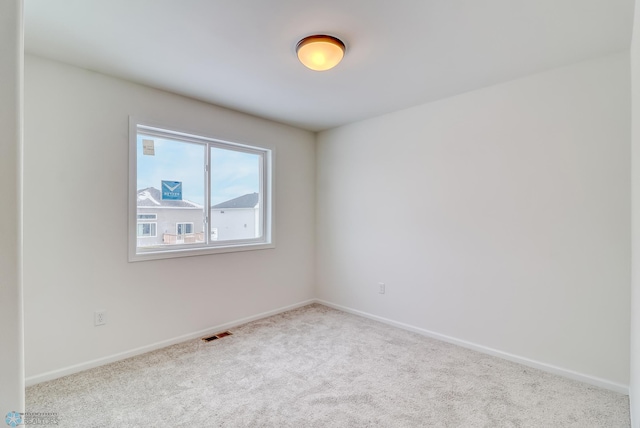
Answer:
top-left (94, 310), bottom-right (107, 326)
top-left (378, 282), bottom-right (385, 294)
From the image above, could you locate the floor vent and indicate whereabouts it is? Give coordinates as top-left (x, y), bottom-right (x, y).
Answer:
top-left (201, 331), bottom-right (232, 342)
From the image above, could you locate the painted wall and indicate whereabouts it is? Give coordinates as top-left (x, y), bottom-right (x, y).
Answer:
top-left (0, 0), bottom-right (25, 414)
top-left (23, 55), bottom-right (316, 381)
top-left (630, 0), bottom-right (640, 423)
top-left (317, 53), bottom-right (631, 389)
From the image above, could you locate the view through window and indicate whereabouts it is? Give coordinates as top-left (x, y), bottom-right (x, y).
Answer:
top-left (130, 122), bottom-right (272, 261)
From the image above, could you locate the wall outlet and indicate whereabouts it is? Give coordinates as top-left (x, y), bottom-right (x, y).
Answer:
top-left (378, 282), bottom-right (385, 294)
top-left (94, 310), bottom-right (107, 326)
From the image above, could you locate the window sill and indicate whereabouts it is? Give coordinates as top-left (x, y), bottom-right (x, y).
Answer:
top-left (129, 242), bottom-right (275, 262)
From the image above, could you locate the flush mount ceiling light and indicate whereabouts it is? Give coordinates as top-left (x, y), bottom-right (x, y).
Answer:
top-left (296, 35), bottom-right (345, 71)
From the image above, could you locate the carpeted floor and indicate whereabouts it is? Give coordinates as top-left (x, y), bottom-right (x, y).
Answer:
top-left (26, 304), bottom-right (630, 427)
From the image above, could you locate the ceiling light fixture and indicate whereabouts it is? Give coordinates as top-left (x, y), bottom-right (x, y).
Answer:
top-left (296, 35), bottom-right (345, 71)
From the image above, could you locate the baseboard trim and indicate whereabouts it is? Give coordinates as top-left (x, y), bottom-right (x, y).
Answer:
top-left (25, 299), bottom-right (316, 387)
top-left (631, 387), bottom-right (637, 428)
top-left (27, 297), bottom-right (629, 395)
top-left (315, 299), bottom-right (630, 395)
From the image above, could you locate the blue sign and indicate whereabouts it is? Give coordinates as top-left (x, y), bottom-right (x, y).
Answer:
top-left (161, 181), bottom-right (182, 200)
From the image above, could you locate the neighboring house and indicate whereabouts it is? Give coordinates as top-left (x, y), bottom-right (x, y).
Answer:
top-left (136, 187), bottom-right (204, 247)
top-left (211, 193), bottom-right (260, 241)
top-left (137, 188), bottom-right (260, 247)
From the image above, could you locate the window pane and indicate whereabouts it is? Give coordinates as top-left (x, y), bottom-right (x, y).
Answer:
top-left (210, 147), bottom-right (262, 242)
top-left (131, 122), bottom-right (273, 261)
top-left (137, 135), bottom-right (205, 249)
top-left (137, 214), bottom-right (157, 220)
top-left (137, 223), bottom-right (157, 237)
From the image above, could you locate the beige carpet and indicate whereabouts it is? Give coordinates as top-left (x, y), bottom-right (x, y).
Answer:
top-left (26, 304), bottom-right (630, 427)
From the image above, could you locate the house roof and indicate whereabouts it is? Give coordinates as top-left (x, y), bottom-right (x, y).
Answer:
top-left (137, 187), bottom-right (202, 208)
top-left (212, 193), bottom-right (259, 209)
top-left (137, 188), bottom-right (259, 209)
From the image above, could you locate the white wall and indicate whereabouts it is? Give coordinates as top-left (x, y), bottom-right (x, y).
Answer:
top-left (317, 53), bottom-right (631, 389)
top-left (630, 0), bottom-right (640, 424)
top-left (0, 0), bottom-right (25, 414)
top-left (23, 55), bottom-right (316, 381)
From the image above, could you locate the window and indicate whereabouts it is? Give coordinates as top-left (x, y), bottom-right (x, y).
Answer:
top-left (137, 223), bottom-right (157, 237)
top-left (137, 214), bottom-right (157, 220)
top-left (129, 119), bottom-right (274, 261)
top-left (176, 222), bottom-right (194, 235)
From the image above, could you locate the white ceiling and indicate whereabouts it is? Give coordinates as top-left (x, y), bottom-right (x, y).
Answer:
top-left (25, 0), bottom-right (633, 132)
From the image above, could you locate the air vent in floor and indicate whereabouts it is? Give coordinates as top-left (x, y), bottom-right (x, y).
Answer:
top-left (201, 331), bottom-right (232, 342)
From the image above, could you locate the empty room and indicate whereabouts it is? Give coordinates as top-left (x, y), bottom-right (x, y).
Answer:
top-left (2, 0), bottom-right (640, 426)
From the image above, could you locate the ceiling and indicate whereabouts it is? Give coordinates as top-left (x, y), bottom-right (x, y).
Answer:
top-left (24, 0), bottom-right (633, 132)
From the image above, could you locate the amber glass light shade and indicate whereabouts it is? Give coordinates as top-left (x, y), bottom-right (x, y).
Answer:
top-left (296, 35), bottom-right (345, 71)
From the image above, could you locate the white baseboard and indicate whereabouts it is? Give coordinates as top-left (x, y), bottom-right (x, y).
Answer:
top-left (315, 299), bottom-right (630, 395)
top-left (27, 297), bottom-right (629, 396)
top-left (631, 384), bottom-right (639, 428)
top-left (25, 299), bottom-right (316, 387)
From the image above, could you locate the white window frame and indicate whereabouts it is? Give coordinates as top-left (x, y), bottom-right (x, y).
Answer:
top-left (137, 222), bottom-right (157, 238)
top-left (137, 213), bottom-right (157, 220)
top-left (176, 222), bottom-right (194, 236)
top-left (175, 222), bottom-right (194, 244)
top-left (129, 118), bottom-right (275, 262)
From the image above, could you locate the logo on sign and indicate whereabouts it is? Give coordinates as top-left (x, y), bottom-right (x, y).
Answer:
top-left (161, 181), bottom-right (182, 201)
